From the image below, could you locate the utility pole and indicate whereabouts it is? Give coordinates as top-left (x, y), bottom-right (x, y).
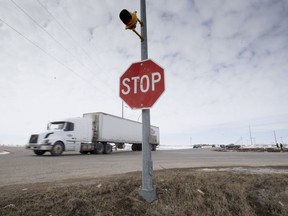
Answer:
top-left (249, 125), bottom-right (253, 145)
top-left (138, 0), bottom-right (157, 203)
top-left (274, 130), bottom-right (278, 144)
top-left (122, 101), bottom-right (124, 118)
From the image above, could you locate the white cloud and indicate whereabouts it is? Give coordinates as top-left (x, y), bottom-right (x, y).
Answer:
top-left (0, 0), bottom-right (287, 146)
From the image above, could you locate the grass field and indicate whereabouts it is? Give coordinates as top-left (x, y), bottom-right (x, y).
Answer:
top-left (1, 168), bottom-right (288, 216)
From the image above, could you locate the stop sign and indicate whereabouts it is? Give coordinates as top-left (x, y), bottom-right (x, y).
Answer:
top-left (120, 59), bottom-right (165, 109)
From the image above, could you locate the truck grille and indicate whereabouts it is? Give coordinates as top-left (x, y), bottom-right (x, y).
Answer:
top-left (29, 135), bottom-right (38, 143)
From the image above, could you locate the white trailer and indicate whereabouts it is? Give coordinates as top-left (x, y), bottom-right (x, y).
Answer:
top-left (26, 112), bottom-right (159, 156)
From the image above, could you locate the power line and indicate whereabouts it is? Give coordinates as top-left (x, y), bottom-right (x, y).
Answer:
top-left (35, 0), bottom-right (115, 82)
top-left (0, 17), bottom-right (73, 73)
top-left (10, 0), bottom-right (75, 58)
top-left (0, 17), bottom-right (106, 93)
top-left (36, 0), bottom-right (102, 70)
top-left (5, 0), bottom-right (116, 98)
top-left (9, 0), bottom-right (102, 80)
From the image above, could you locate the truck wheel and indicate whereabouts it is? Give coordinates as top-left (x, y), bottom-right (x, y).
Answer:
top-left (51, 142), bottom-right (64, 156)
top-left (137, 145), bottom-right (142, 151)
top-left (33, 150), bottom-right (46, 156)
top-left (132, 144), bottom-right (137, 151)
top-left (151, 144), bottom-right (157, 151)
top-left (92, 142), bottom-right (104, 154)
top-left (103, 144), bottom-right (112, 154)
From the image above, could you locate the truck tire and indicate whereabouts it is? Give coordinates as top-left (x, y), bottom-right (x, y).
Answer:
top-left (151, 144), bottom-right (157, 151)
top-left (132, 144), bottom-right (142, 151)
top-left (33, 150), bottom-right (46, 156)
top-left (51, 142), bottom-right (64, 156)
top-left (91, 142), bottom-right (104, 154)
top-left (137, 145), bottom-right (142, 151)
top-left (132, 144), bottom-right (137, 151)
top-left (103, 144), bottom-right (112, 154)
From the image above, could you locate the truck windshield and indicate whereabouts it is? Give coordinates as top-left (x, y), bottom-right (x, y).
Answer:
top-left (47, 121), bottom-right (66, 130)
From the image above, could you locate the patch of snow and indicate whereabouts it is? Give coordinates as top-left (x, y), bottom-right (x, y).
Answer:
top-left (0, 151), bottom-right (10, 155)
top-left (200, 167), bottom-right (288, 174)
top-left (158, 145), bottom-right (194, 150)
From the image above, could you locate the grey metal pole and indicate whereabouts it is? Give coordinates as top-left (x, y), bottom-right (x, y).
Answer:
top-left (138, 0), bottom-right (156, 202)
top-left (274, 130), bottom-right (278, 145)
top-left (249, 125), bottom-right (253, 145)
top-left (122, 101), bottom-right (124, 118)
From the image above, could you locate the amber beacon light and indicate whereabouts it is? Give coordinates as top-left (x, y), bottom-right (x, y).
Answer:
top-left (119, 9), bottom-right (144, 41)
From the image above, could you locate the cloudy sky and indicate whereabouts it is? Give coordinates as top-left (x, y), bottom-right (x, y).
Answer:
top-left (0, 0), bottom-right (287, 146)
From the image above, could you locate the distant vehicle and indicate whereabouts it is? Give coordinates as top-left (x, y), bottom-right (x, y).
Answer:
top-left (26, 112), bottom-right (159, 156)
top-left (226, 144), bottom-right (241, 149)
top-left (193, 144), bottom-right (202, 149)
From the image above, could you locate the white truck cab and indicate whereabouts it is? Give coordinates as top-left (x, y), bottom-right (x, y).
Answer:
top-left (26, 118), bottom-right (93, 156)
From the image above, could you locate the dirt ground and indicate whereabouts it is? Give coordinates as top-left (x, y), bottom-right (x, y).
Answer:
top-left (1, 167), bottom-right (288, 216)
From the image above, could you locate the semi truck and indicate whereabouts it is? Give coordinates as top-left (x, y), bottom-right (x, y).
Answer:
top-left (26, 112), bottom-right (160, 156)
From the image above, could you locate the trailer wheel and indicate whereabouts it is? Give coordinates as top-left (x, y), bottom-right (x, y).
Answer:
top-left (151, 144), bottom-right (157, 151)
top-left (103, 144), bottom-right (112, 154)
top-left (91, 142), bottom-right (104, 154)
top-left (137, 145), bottom-right (142, 151)
top-left (33, 150), bottom-right (46, 156)
top-left (51, 142), bottom-right (64, 156)
top-left (132, 144), bottom-right (137, 151)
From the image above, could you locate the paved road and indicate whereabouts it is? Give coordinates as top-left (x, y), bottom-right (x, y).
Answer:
top-left (0, 147), bottom-right (287, 186)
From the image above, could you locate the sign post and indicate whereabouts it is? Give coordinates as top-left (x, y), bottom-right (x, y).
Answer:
top-left (119, 0), bottom-right (164, 203)
top-left (139, 0), bottom-right (154, 202)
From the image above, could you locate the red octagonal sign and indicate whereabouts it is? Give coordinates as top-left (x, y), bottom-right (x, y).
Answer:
top-left (120, 59), bottom-right (165, 109)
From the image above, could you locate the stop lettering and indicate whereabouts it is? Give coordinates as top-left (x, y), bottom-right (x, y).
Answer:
top-left (121, 72), bottom-right (161, 95)
top-left (119, 59), bottom-right (165, 109)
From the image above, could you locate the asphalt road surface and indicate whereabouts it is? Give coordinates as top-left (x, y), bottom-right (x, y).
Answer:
top-left (0, 146), bottom-right (287, 186)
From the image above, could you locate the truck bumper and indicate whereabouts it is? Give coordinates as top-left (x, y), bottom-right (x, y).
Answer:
top-left (26, 144), bottom-right (53, 151)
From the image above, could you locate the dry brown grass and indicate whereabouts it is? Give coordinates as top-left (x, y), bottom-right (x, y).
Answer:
top-left (1, 168), bottom-right (288, 216)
